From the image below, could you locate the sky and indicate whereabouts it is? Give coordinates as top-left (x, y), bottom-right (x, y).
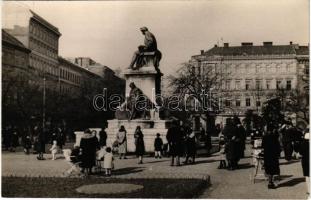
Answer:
top-left (2, 0), bottom-right (309, 75)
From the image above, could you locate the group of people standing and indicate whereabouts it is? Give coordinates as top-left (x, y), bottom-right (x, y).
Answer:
top-left (219, 117), bottom-right (247, 170)
top-left (166, 121), bottom-right (200, 166)
top-left (2, 124), bottom-right (68, 160)
top-left (261, 122), bottom-right (309, 191)
top-left (114, 122), bottom-right (201, 167)
top-left (71, 128), bottom-right (108, 175)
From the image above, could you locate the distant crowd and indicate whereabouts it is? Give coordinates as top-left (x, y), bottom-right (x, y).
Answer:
top-left (3, 118), bottom-right (309, 194)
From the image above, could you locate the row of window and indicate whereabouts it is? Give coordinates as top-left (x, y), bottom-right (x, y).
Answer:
top-left (2, 48), bottom-right (28, 68)
top-left (224, 98), bottom-right (261, 108)
top-left (29, 37), bottom-right (58, 59)
top-left (60, 68), bottom-right (81, 84)
top-left (223, 79), bottom-right (292, 90)
top-left (200, 62), bottom-right (296, 75)
top-left (29, 20), bottom-right (58, 47)
top-left (30, 56), bottom-right (58, 76)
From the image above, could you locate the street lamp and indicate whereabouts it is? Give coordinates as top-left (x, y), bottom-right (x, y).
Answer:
top-left (209, 87), bottom-right (215, 111)
top-left (43, 76), bottom-right (46, 131)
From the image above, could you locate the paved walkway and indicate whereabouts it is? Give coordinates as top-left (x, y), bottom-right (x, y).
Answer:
top-left (2, 144), bottom-right (308, 199)
top-left (2, 151), bottom-right (210, 180)
top-left (199, 145), bottom-right (308, 199)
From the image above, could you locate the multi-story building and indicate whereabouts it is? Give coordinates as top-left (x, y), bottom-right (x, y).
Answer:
top-left (58, 57), bottom-right (109, 98)
top-left (190, 42), bottom-right (309, 125)
top-left (68, 57), bottom-right (125, 95)
top-left (2, 30), bottom-right (31, 125)
top-left (73, 57), bottom-right (96, 69)
top-left (3, 7), bottom-right (61, 91)
top-left (2, 4), bottom-right (124, 129)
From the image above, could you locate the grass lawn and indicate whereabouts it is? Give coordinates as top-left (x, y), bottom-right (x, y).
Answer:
top-left (2, 177), bottom-right (208, 198)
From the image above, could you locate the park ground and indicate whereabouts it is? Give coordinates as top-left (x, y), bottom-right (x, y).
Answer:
top-left (1, 141), bottom-right (309, 199)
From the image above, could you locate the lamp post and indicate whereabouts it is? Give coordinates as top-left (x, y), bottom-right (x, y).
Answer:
top-left (209, 87), bottom-right (215, 111)
top-left (43, 76), bottom-right (46, 131)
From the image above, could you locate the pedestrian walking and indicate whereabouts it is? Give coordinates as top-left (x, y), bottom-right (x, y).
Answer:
top-left (299, 127), bottom-right (309, 194)
top-left (3, 125), bottom-right (10, 151)
top-left (292, 127), bottom-right (303, 159)
top-left (50, 129), bottom-right (57, 145)
top-left (134, 126), bottom-right (145, 164)
top-left (262, 125), bottom-right (280, 189)
top-left (80, 129), bottom-right (98, 175)
top-left (10, 127), bottom-right (19, 152)
top-left (103, 147), bottom-right (114, 176)
top-left (280, 122), bottom-right (294, 161)
top-left (57, 127), bottom-right (65, 150)
top-left (154, 133), bottom-right (163, 159)
top-left (99, 128), bottom-right (107, 148)
top-left (184, 130), bottom-right (196, 164)
top-left (36, 126), bottom-right (46, 160)
top-left (166, 121), bottom-right (183, 166)
top-left (23, 135), bottom-right (32, 154)
top-left (116, 126), bottom-right (127, 159)
top-left (223, 118), bottom-right (239, 170)
top-left (236, 122), bottom-right (246, 158)
top-left (218, 134), bottom-right (227, 169)
top-left (49, 140), bottom-right (58, 160)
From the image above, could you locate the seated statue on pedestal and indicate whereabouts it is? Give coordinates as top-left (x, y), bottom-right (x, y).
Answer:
top-left (128, 27), bottom-right (162, 71)
top-left (115, 82), bottom-right (153, 120)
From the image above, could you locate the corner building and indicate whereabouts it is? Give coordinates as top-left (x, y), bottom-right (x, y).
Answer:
top-left (190, 42), bottom-right (309, 125)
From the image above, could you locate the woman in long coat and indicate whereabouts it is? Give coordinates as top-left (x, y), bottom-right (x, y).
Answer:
top-left (34, 126), bottom-right (46, 160)
top-left (134, 126), bottom-right (145, 164)
top-left (116, 126), bottom-right (127, 159)
top-left (223, 118), bottom-right (239, 170)
top-left (166, 121), bottom-right (184, 166)
top-left (299, 129), bottom-right (309, 194)
top-left (262, 125), bottom-right (280, 189)
top-left (99, 128), bottom-right (107, 148)
top-left (184, 130), bottom-right (196, 164)
top-left (80, 129), bottom-right (98, 174)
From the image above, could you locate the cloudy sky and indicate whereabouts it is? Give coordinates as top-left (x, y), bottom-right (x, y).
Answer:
top-left (3, 0), bottom-right (309, 75)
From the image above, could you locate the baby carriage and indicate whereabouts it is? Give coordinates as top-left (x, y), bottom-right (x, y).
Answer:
top-left (63, 147), bottom-right (83, 177)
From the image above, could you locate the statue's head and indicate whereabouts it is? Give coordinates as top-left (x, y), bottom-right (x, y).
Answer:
top-left (129, 82), bottom-right (136, 89)
top-left (140, 26), bottom-right (148, 35)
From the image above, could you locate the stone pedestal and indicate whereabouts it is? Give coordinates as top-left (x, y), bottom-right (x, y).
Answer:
top-left (106, 119), bottom-right (172, 152)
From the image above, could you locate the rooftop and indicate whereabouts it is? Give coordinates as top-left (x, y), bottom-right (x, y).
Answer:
top-left (194, 42), bottom-right (309, 58)
top-left (2, 29), bottom-right (30, 52)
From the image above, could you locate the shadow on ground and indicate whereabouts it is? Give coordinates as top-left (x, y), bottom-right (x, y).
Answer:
top-left (279, 160), bottom-right (300, 165)
top-left (277, 177), bottom-right (305, 188)
top-left (111, 167), bottom-right (145, 176)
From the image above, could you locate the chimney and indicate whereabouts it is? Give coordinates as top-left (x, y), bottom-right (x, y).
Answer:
top-left (241, 42), bottom-right (253, 46)
top-left (224, 43), bottom-right (229, 48)
top-left (290, 41), bottom-right (293, 45)
top-left (200, 50), bottom-right (204, 55)
top-left (214, 44), bottom-right (218, 47)
top-left (263, 41), bottom-right (273, 46)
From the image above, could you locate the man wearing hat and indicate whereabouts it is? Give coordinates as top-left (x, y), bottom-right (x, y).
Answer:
top-left (128, 27), bottom-right (161, 69)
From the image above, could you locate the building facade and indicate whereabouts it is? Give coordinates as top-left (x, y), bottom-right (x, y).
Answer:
top-left (190, 42), bottom-right (309, 125)
top-left (58, 57), bottom-right (110, 98)
top-left (2, 4), bottom-right (124, 129)
top-left (67, 57), bottom-right (126, 96)
top-left (2, 29), bottom-right (31, 123)
top-left (4, 9), bottom-right (62, 91)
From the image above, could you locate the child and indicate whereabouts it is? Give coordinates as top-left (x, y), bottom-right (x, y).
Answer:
top-left (103, 147), bottom-right (114, 176)
top-left (49, 140), bottom-right (58, 160)
top-left (218, 134), bottom-right (227, 169)
top-left (23, 135), bottom-right (32, 154)
top-left (154, 133), bottom-right (163, 159)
